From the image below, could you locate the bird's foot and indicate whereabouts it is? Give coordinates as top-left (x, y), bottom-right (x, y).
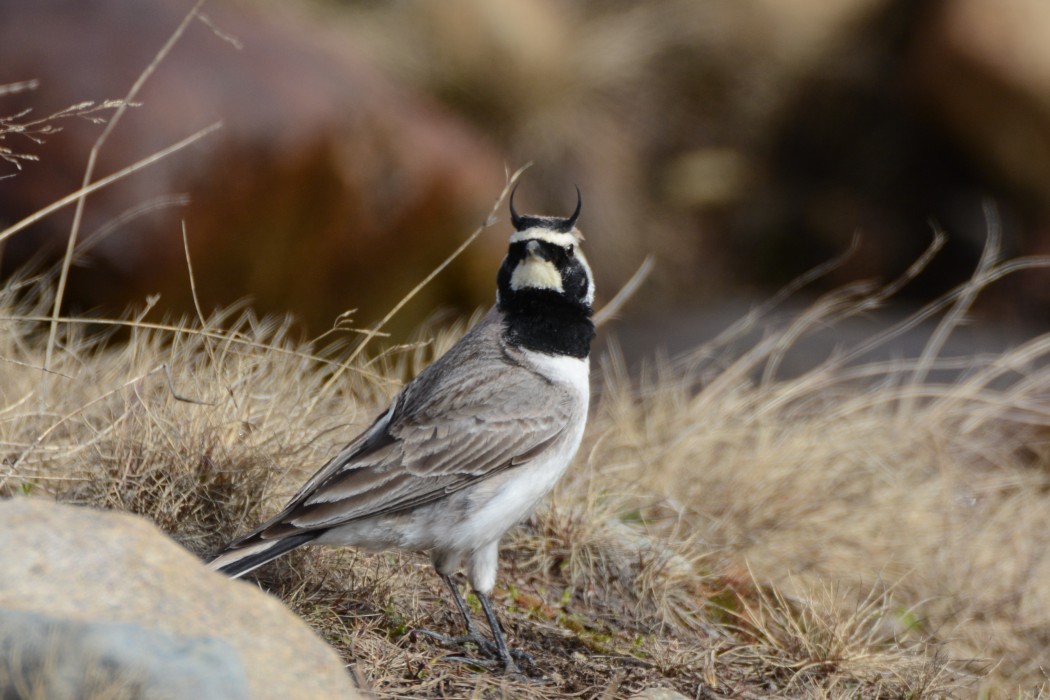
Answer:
top-left (440, 655), bottom-right (546, 683)
top-left (414, 629), bottom-right (534, 676)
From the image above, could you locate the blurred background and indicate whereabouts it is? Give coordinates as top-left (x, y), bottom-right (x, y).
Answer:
top-left (2, 0), bottom-right (1049, 362)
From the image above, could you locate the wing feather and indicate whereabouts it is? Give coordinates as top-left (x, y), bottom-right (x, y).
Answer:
top-left (244, 318), bottom-right (575, 543)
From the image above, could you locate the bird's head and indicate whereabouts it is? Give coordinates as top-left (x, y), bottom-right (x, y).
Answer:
top-left (496, 186), bottom-right (594, 315)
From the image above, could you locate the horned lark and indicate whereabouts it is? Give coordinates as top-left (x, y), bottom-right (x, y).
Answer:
top-left (209, 189), bottom-right (595, 675)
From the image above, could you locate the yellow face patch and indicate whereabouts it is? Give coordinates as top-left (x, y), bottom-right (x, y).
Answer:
top-left (510, 257), bottom-right (563, 292)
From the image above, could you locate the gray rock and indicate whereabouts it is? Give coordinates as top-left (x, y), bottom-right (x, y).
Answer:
top-left (0, 498), bottom-right (360, 700)
top-left (0, 608), bottom-right (248, 699)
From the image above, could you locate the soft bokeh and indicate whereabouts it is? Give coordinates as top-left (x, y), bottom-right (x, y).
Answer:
top-left (3, 0), bottom-right (1049, 349)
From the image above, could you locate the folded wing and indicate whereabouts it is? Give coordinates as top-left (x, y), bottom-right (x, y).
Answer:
top-left (222, 352), bottom-right (572, 548)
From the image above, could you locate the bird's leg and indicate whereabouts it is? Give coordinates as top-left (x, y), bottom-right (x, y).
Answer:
top-left (416, 575), bottom-right (533, 675)
top-left (416, 574), bottom-right (495, 654)
top-left (475, 588), bottom-right (521, 675)
top-left (442, 573), bottom-right (488, 642)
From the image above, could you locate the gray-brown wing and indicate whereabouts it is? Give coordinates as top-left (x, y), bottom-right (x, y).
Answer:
top-left (257, 355), bottom-right (573, 536)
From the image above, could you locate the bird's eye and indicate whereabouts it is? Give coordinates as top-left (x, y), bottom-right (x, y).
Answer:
top-left (564, 246), bottom-right (574, 258)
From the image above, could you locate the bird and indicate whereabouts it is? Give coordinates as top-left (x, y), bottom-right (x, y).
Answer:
top-left (208, 187), bottom-right (595, 675)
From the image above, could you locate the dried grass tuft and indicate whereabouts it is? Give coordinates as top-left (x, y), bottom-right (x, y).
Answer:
top-left (0, 80), bottom-right (129, 173)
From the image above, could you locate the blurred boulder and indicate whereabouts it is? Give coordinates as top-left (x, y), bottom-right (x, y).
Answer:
top-left (337, 0), bottom-right (1050, 328)
top-left (915, 0), bottom-right (1050, 309)
top-left (0, 608), bottom-right (248, 699)
top-left (0, 0), bottom-right (505, 335)
top-left (715, 0), bottom-right (1050, 327)
top-left (5, 0), bottom-right (1049, 343)
top-left (916, 0), bottom-right (1050, 205)
top-left (0, 498), bottom-right (360, 699)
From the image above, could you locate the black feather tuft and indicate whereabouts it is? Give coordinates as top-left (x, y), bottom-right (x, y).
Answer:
top-left (509, 185), bottom-right (582, 233)
top-left (210, 531), bottom-right (321, 578)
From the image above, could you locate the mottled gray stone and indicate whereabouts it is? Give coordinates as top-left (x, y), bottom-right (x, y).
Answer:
top-left (0, 498), bottom-right (359, 700)
top-left (0, 608), bottom-right (248, 699)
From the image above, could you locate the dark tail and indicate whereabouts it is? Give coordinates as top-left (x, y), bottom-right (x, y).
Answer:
top-left (208, 531), bottom-right (321, 579)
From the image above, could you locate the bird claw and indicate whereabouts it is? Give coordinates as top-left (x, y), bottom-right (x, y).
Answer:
top-left (439, 654), bottom-right (538, 682)
top-left (414, 629), bottom-right (533, 675)
top-left (439, 654), bottom-right (499, 670)
top-left (504, 647), bottom-right (535, 668)
top-left (414, 628), bottom-right (503, 659)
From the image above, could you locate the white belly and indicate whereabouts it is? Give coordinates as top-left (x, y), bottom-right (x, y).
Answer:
top-left (446, 409), bottom-right (587, 550)
top-left (447, 352), bottom-right (591, 548)
top-left (321, 407), bottom-right (586, 550)
top-left (319, 353), bottom-right (590, 571)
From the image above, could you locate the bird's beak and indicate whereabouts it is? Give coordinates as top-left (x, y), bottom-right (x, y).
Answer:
top-left (526, 240), bottom-right (547, 261)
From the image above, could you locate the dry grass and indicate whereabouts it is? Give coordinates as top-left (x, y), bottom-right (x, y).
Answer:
top-left (0, 79), bottom-right (128, 174)
top-left (9, 3), bottom-right (1050, 698)
top-left (6, 4), bottom-right (1050, 697)
top-left (1, 220), bottom-right (1049, 699)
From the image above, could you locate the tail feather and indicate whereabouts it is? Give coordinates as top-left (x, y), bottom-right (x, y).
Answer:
top-left (208, 532), bottom-right (321, 579)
